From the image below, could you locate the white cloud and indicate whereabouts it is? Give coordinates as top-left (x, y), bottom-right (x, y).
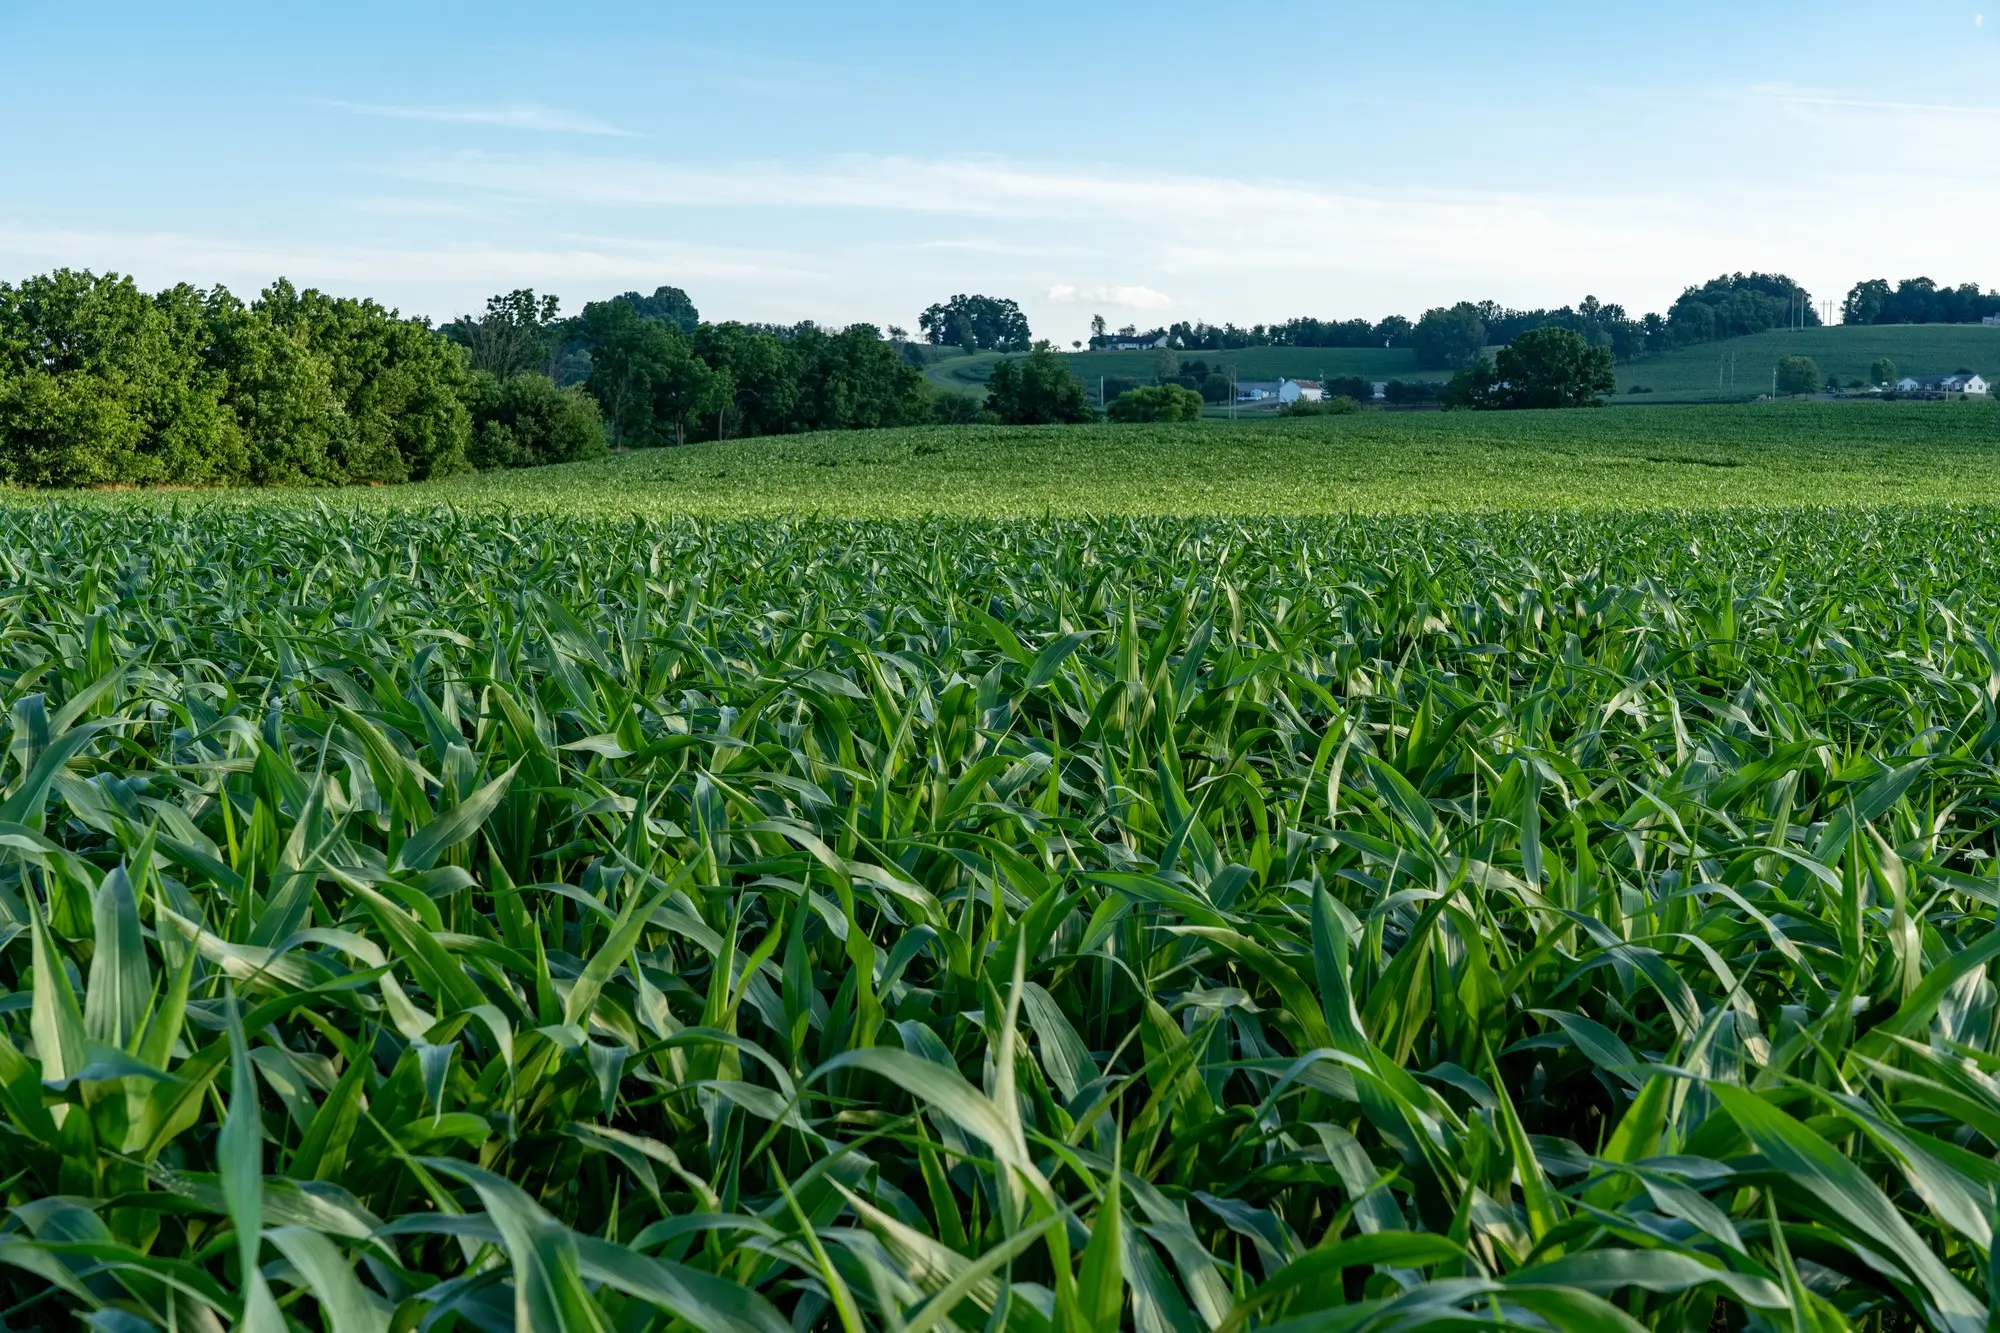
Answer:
top-left (318, 100), bottom-right (635, 137)
top-left (1046, 283), bottom-right (1173, 310)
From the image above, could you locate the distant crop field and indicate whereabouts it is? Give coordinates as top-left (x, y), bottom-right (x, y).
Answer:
top-left (927, 345), bottom-right (1438, 398)
top-left (1616, 323), bottom-right (2000, 401)
top-left (243, 398), bottom-right (2000, 518)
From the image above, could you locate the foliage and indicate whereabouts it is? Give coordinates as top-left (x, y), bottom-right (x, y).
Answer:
top-left (1282, 394), bottom-right (1362, 416)
top-left (0, 269), bottom-right (474, 488)
top-left (575, 299), bottom-right (727, 447)
top-left (1843, 277), bottom-right (2000, 326)
top-left (9, 501), bottom-right (2000, 1331)
top-left (1412, 302), bottom-right (1489, 370)
top-left (443, 289), bottom-right (567, 379)
top-left (466, 371), bottom-right (608, 469)
top-left (785, 323), bottom-right (934, 432)
top-left (918, 294), bottom-right (1031, 353)
top-left (1776, 355), bottom-right (1823, 396)
top-left (930, 391), bottom-right (987, 425)
top-left (1106, 383), bottom-right (1204, 422)
top-left (984, 348), bottom-right (1097, 425)
top-left (1444, 328), bottom-right (1617, 410)
top-left (1872, 357), bottom-right (1899, 386)
top-left (610, 285), bottom-right (700, 331)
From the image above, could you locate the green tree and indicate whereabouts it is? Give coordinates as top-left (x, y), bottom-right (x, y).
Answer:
top-left (931, 391), bottom-right (986, 424)
top-left (1871, 357), bottom-right (1898, 386)
top-left (984, 348), bottom-right (1096, 424)
top-left (1844, 279), bottom-right (1892, 326)
top-left (576, 299), bottom-right (726, 446)
top-left (244, 279), bottom-right (472, 481)
top-left (1443, 328), bottom-right (1615, 410)
top-left (1411, 303), bottom-right (1488, 370)
top-left (1107, 383), bottom-right (1203, 422)
top-left (1775, 355), bottom-right (1821, 396)
top-left (445, 289), bottom-right (564, 378)
top-left (465, 372), bottom-right (606, 468)
top-left (0, 269), bottom-right (247, 485)
top-left (610, 285), bottom-right (699, 330)
top-left (918, 295), bottom-right (1033, 352)
top-left (787, 323), bottom-right (932, 431)
top-left (691, 322), bottom-right (800, 437)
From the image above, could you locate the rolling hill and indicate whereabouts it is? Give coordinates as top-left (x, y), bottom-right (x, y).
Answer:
top-left (1615, 324), bottom-right (2000, 402)
top-left (926, 345), bottom-right (1441, 401)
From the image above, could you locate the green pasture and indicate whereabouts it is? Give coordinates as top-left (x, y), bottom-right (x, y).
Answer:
top-left (1617, 323), bottom-right (2000, 401)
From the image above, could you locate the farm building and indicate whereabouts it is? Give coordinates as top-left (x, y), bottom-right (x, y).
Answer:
top-left (1235, 378), bottom-right (1325, 404)
top-left (1101, 330), bottom-right (1170, 350)
top-left (1898, 373), bottom-right (1989, 396)
top-left (1984, 314), bottom-right (2000, 326)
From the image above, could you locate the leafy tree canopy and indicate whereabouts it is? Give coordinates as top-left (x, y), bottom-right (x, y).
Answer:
top-left (1775, 355), bottom-right (1822, 397)
top-left (918, 294), bottom-right (1031, 353)
top-left (1443, 327), bottom-right (1616, 411)
top-left (1107, 383), bottom-right (1203, 423)
top-left (610, 285), bottom-right (700, 330)
top-left (1412, 303), bottom-right (1489, 371)
top-left (985, 348), bottom-right (1096, 425)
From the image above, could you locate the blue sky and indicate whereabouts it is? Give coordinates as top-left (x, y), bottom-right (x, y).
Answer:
top-left (2, 1), bottom-right (1995, 342)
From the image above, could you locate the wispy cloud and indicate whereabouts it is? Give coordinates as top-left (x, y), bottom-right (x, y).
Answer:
top-left (318, 100), bottom-right (635, 137)
top-left (1046, 283), bottom-right (1173, 310)
top-left (1748, 84), bottom-right (2000, 118)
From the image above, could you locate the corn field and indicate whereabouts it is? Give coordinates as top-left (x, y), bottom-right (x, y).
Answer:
top-left (5, 502), bottom-right (2000, 1331)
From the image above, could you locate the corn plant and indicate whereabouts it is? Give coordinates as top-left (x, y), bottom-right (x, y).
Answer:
top-left (3, 502), bottom-right (2000, 1331)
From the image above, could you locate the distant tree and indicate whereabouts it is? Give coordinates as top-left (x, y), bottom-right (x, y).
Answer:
top-left (1775, 356), bottom-right (1821, 396)
top-left (1374, 315), bottom-right (1414, 347)
top-left (787, 323), bottom-right (933, 431)
top-left (985, 348), bottom-right (1096, 424)
top-left (445, 289), bottom-right (563, 378)
top-left (575, 298), bottom-right (726, 446)
top-left (691, 322), bottom-right (799, 438)
top-left (1412, 303), bottom-right (1487, 370)
top-left (1844, 279), bottom-right (1892, 326)
top-left (1091, 313), bottom-right (1107, 342)
top-left (1871, 357), bottom-right (1897, 386)
top-left (1843, 277), bottom-right (2000, 325)
top-left (465, 371), bottom-right (606, 468)
top-left (1667, 273), bottom-right (1815, 346)
top-left (931, 391), bottom-right (986, 424)
top-left (1107, 384), bottom-right (1203, 423)
top-left (611, 286), bottom-right (700, 331)
top-left (1443, 328), bottom-right (1615, 410)
top-left (918, 295), bottom-right (1032, 352)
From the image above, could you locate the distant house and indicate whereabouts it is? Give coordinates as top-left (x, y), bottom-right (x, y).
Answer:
top-left (1235, 378), bottom-right (1327, 405)
top-left (1902, 373), bottom-right (1990, 396)
top-left (1984, 314), bottom-right (2000, 326)
top-left (1101, 330), bottom-right (1170, 351)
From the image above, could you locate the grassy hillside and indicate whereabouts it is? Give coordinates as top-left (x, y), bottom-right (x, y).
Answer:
top-left (1616, 324), bottom-right (2000, 402)
top-left (89, 398), bottom-right (2000, 518)
top-left (927, 345), bottom-right (1438, 399)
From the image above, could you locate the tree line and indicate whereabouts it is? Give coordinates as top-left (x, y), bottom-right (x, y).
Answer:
top-left (1090, 272), bottom-right (1825, 371)
top-left (1841, 277), bottom-right (2000, 326)
top-left (0, 271), bottom-right (1035, 488)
